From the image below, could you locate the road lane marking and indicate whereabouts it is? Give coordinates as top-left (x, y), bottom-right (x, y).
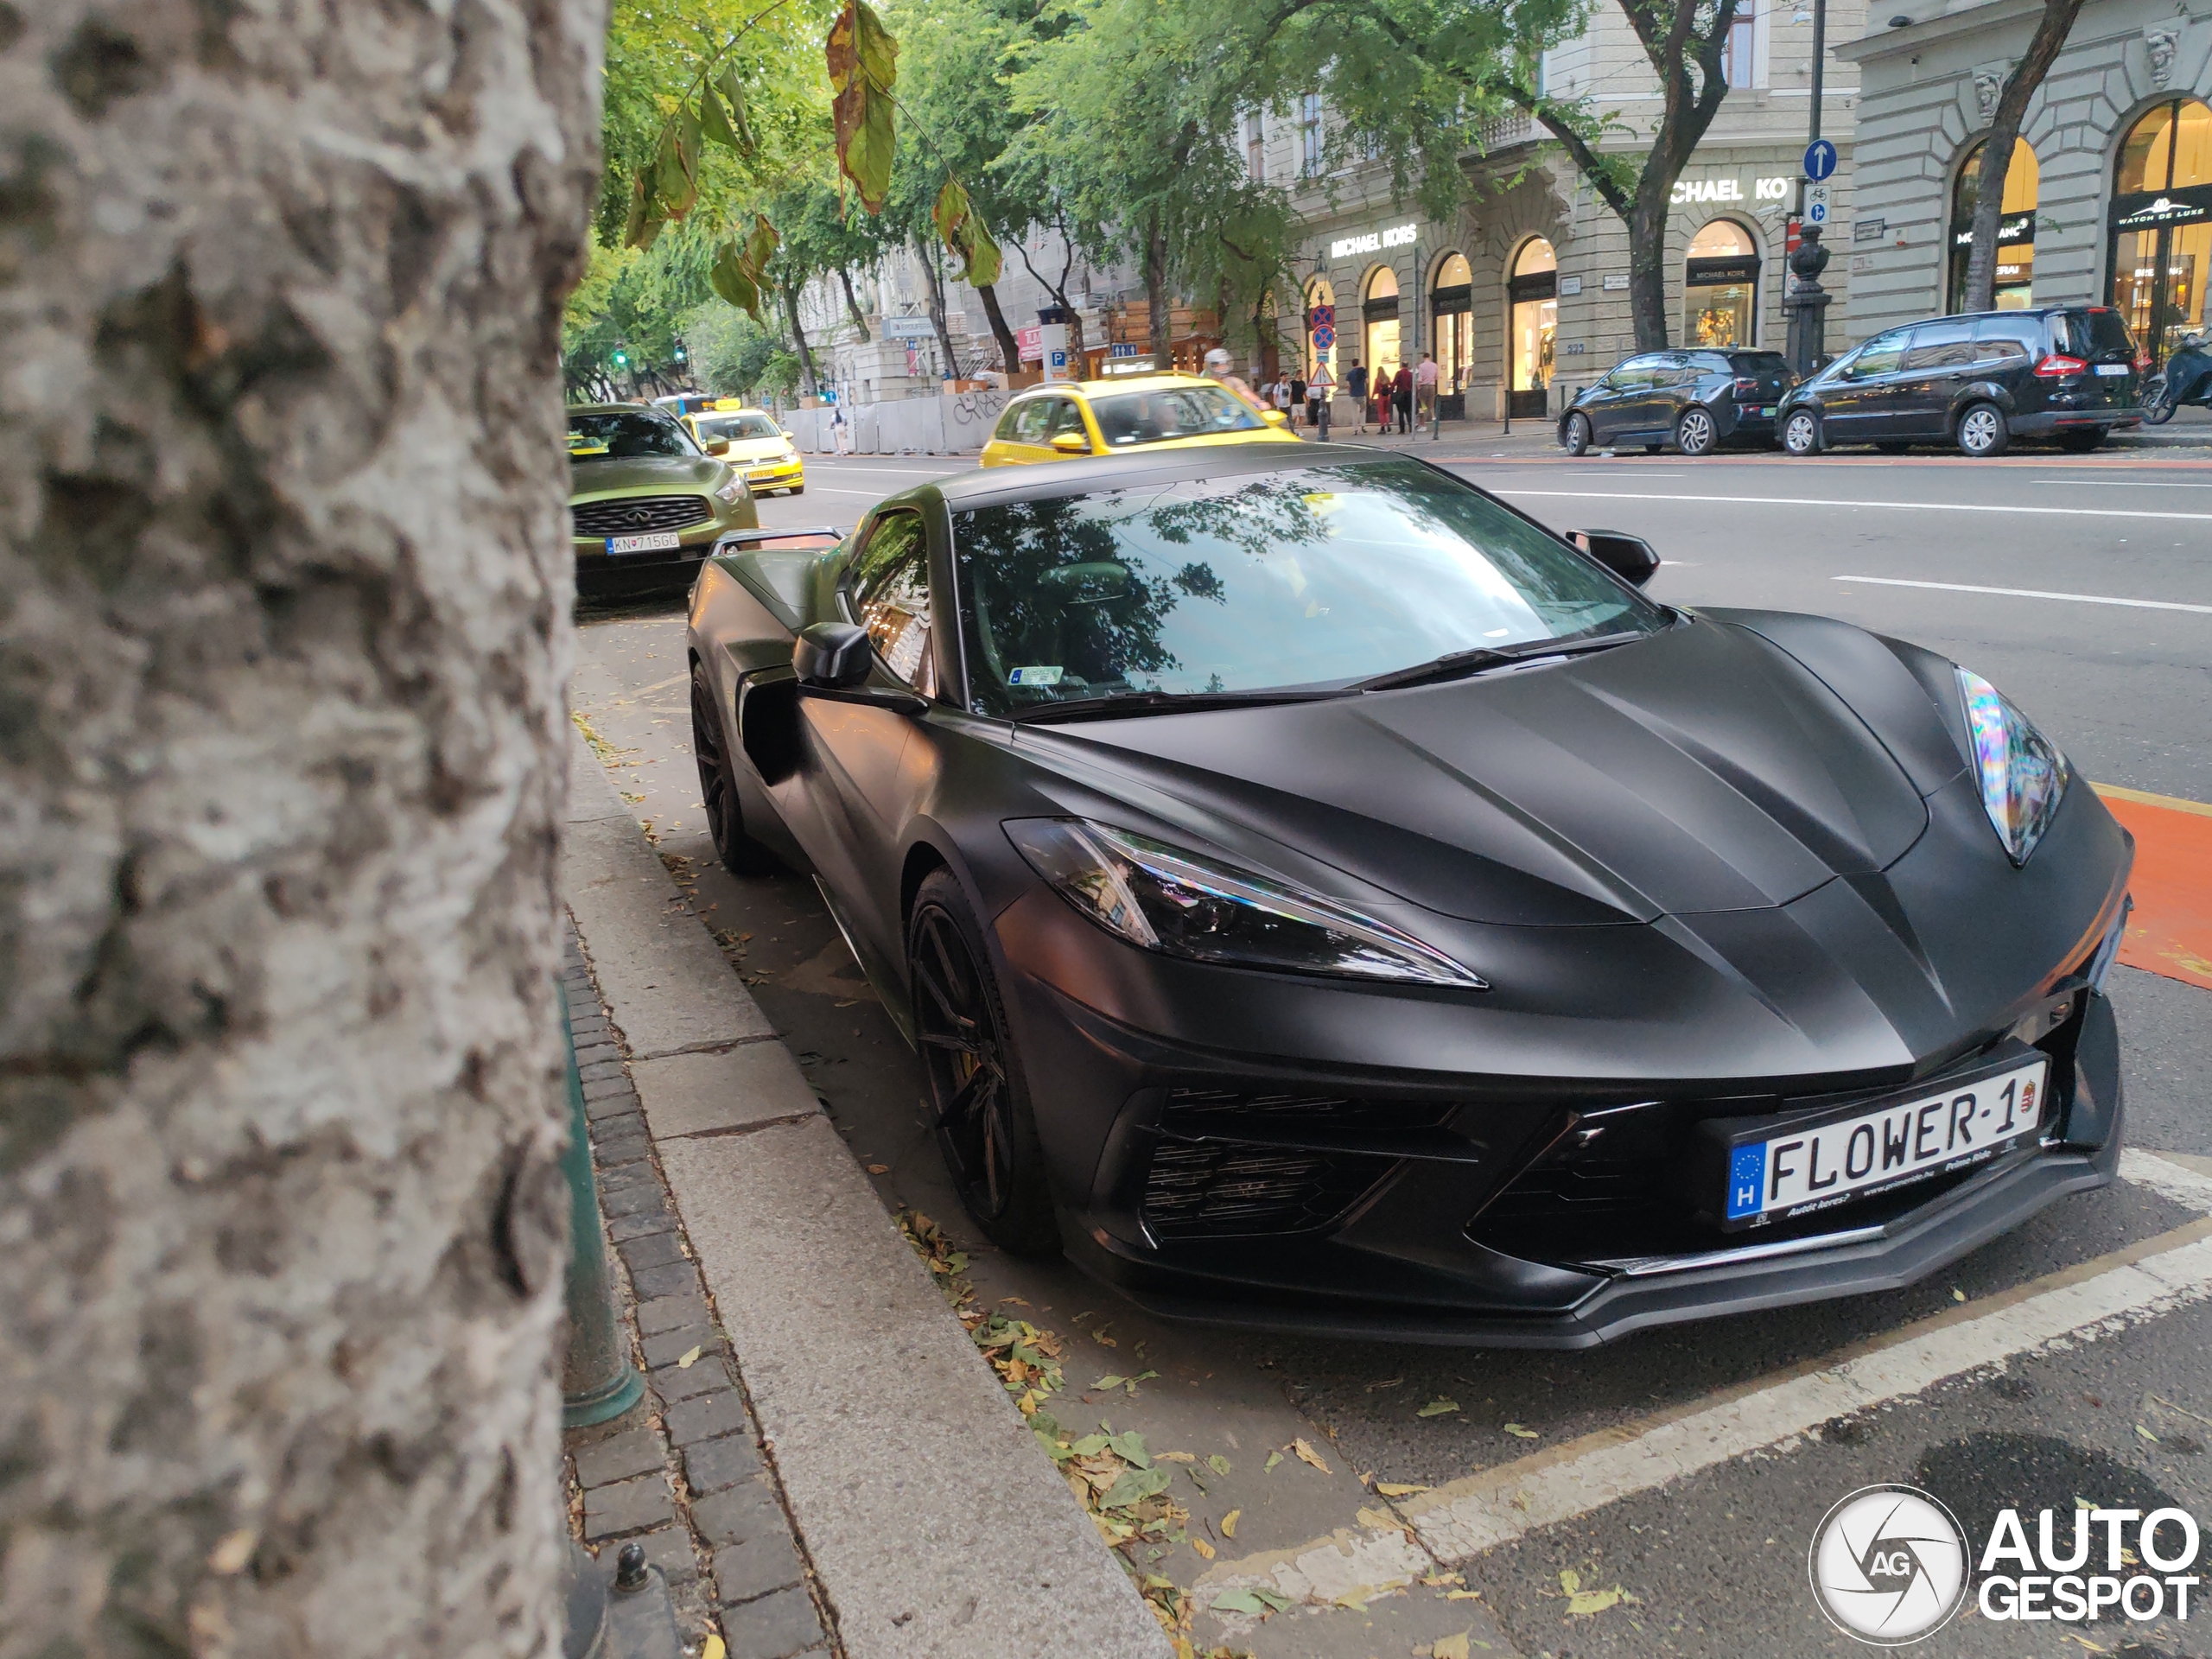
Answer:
top-left (1491, 487), bottom-right (2212, 521)
top-left (1831, 575), bottom-right (2212, 614)
top-left (2094, 782), bottom-right (2212, 819)
top-left (1404, 1208), bottom-right (2212, 1563)
top-left (2031, 478), bottom-right (2212, 488)
top-left (1199, 1155), bottom-right (2212, 1602)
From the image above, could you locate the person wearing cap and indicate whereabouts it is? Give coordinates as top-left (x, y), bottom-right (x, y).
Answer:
top-left (1202, 346), bottom-right (1271, 415)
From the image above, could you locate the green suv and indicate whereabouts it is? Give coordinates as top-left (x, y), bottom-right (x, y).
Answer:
top-left (569, 404), bottom-right (759, 600)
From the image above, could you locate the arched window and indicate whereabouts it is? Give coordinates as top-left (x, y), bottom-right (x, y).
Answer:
top-left (2109, 99), bottom-right (2212, 365)
top-left (1431, 253), bottom-right (1473, 415)
top-left (1948, 138), bottom-right (2039, 312)
top-left (1363, 265), bottom-right (1401, 388)
top-left (1508, 238), bottom-right (1556, 418)
top-left (1683, 220), bottom-right (1758, 346)
top-left (1305, 276), bottom-right (1337, 382)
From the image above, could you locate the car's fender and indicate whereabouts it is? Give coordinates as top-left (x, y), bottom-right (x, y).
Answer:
top-left (1948, 379), bottom-right (2020, 423)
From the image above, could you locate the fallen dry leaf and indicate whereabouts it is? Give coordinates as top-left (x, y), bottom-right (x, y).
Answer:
top-left (1433, 1635), bottom-right (1471, 1659)
top-left (1155, 1451), bottom-right (1197, 1463)
top-left (702, 1639), bottom-right (727, 1659)
top-left (1293, 1439), bottom-right (1331, 1474)
top-left (676, 1345), bottom-right (702, 1370)
top-left (1264, 1450), bottom-right (1283, 1473)
top-left (1192, 1537), bottom-right (1216, 1560)
top-left (868, 1164), bottom-right (889, 1174)
top-left (1418, 1397), bottom-right (1459, 1418)
top-left (1503, 1423), bottom-right (1541, 1440)
top-left (1446, 1588), bottom-right (1484, 1601)
top-left (1221, 1509), bottom-right (1241, 1538)
top-left (1357, 1507), bottom-right (1398, 1530)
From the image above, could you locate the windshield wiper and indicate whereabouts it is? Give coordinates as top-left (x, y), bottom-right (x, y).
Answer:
top-left (1354, 631), bottom-right (1643, 694)
top-left (1012, 688), bottom-right (1351, 725)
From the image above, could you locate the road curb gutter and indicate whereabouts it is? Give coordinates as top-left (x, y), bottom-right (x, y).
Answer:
top-left (563, 731), bottom-right (1174, 1659)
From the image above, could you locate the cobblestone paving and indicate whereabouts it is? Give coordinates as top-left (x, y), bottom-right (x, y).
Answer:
top-left (559, 927), bottom-right (840, 1659)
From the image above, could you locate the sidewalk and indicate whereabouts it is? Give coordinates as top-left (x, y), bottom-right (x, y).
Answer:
top-left (558, 734), bottom-right (1175, 1659)
top-left (1299, 406), bottom-right (2212, 454)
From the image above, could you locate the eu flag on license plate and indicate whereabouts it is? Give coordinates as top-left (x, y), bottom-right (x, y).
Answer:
top-left (1726, 1144), bottom-right (1767, 1221)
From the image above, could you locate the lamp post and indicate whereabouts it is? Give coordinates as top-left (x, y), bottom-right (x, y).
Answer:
top-left (1783, 0), bottom-right (1834, 376)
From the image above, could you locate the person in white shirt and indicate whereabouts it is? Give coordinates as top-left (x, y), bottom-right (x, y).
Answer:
top-left (1414, 353), bottom-right (1440, 428)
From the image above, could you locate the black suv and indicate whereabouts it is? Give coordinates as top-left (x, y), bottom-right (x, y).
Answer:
top-left (1777, 306), bottom-right (2145, 458)
top-left (1559, 348), bottom-right (1796, 456)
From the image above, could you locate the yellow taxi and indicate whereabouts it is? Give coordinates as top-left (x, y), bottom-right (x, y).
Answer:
top-left (685, 401), bottom-right (806, 496)
top-left (978, 374), bottom-right (1298, 467)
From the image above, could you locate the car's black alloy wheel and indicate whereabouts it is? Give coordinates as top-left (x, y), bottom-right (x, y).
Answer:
top-left (1675, 407), bottom-right (1716, 456)
top-left (1782, 410), bottom-right (1821, 456)
top-left (1563, 413), bottom-right (1592, 456)
top-left (690, 664), bottom-right (779, 874)
top-left (1956, 401), bottom-right (2010, 457)
top-left (908, 869), bottom-right (1059, 1255)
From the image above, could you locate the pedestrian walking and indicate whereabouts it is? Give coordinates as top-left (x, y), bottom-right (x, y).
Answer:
top-left (1372, 374), bottom-right (1393, 434)
top-left (1202, 346), bottom-right (1270, 415)
top-left (1273, 376), bottom-right (1293, 416)
top-left (1391, 362), bottom-right (1413, 435)
top-left (1347, 362), bottom-right (1370, 435)
top-left (1288, 371), bottom-right (1306, 429)
top-left (1307, 359), bottom-right (1334, 441)
top-left (1414, 353), bottom-right (1440, 430)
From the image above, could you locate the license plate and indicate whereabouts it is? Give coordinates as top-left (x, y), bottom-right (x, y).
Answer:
top-left (2096, 364), bottom-right (2128, 377)
top-left (1719, 1052), bottom-right (2050, 1230)
top-left (1758, 405), bottom-right (1777, 416)
top-left (606, 531), bottom-right (682, 555)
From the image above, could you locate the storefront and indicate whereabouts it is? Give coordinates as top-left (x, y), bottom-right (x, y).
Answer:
top-left (2107, 97), bottom-right (2212, 365)
top-left (1430, 253), bottom-right (1472, 418)
top-left (1507, 238), bottom-right (1557, 418)
top-left (1363, 266), bottom-right (1402, 388)
top-left (1681, 220), bottom-right (1761, 346)
top-left (1948, 137), bottom-right (2039, 311)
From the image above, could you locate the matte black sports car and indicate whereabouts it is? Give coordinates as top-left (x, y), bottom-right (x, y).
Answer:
top-left (685, 445), bottom-right (2133, 1347)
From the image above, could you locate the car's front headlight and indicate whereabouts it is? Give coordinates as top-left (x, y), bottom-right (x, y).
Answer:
top-left (714, 477), bottom-right (747, 505)
top-left (1005, 818), bottom-right (1487, 988)
top-left (1958, 667), bottom-right (2070, 865)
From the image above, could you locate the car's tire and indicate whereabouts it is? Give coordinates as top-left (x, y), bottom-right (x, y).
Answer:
top-left (908, 868), bottom-right (1060, 1256)
top-left (1782, 409), bottom-right (1822, 456)
top-left (1875, 441), bottom-right (1911, 454)
top-left (1956, 401), bottom-right (2010, 458)
top-left (690, 664), bottom-right (781, 875)
top-left (1562, 412), bottom-right (1592, 456)
top-left (1675, 406), bottom-right (1717, 457)
top-left (789, 485), bottom-right (805, 494)
top-left (2056, 429), bottom-right (2105, 453)
top-left (2141, 378), bottom-right (2175, 425)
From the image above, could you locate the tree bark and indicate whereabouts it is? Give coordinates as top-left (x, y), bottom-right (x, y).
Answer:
top-left (838, 268), bottom-right (873, 340)
top-left (1144, 213), bottom-right (1172, 362)
top-left (917, 240), bottom-right (960, 380)
top-left (782, 282), bottom-right (822, 394)
top-left (1, 4), bottom-right (605, 1657)
top-left (1962, 0), bottom-right (2084, 311)
top-left (974, 283), bottom-right (1024, 376)
top-left (1014, 220), bottom-right (1087, 357)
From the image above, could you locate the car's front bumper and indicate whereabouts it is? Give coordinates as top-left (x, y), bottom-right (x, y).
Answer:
top-left (741, 459), bottom-right (804, 492)
top-left (575, 509), bottom-right (755, 600)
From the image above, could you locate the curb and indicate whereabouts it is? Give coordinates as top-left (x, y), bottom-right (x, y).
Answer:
top-left (561, 733), bottom-right (1175, 1659)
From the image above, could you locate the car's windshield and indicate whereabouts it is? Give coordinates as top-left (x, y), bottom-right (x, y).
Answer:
top-left (1088, 385), bottom-right (1265, 447)
top-left (952, 458), bottom-right (1663, 716)
top-left (568, 410), bottom-right (698, 460)
top-left (696, 412), bottom-right (782, 442)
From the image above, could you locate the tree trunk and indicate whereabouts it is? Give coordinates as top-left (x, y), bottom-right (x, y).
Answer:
top-left (1144, 213), bottom-right (1172, 362)
top-left (1627, 182), bottom-right (1675, 352)
top-left (1962, 0), bottom-right (2084, 311)
top-left (1, 4), bottom-right (604, 1657)
top-left (838, 268), bottom-right (872, 341)
top-left (917, 241), bottom-right (960, 380)
top-left (782, 282), bottom-right (821, 395)
top-left (974, 283), bottom-right (1024, 376)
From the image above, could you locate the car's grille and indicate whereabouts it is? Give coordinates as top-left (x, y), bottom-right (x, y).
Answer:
top-left (573, 494), bottom-right (714, 537)
top-left (1165, 1086), bottom-right (1455, 1131)
top-left (1142, 1138), bottom-right (1397, 1240)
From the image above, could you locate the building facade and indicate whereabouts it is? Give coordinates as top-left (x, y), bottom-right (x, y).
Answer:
top-left (1839, 0), bottom-right (2211, 363)
top-left (1271, 0), bottom-right (1867, 418)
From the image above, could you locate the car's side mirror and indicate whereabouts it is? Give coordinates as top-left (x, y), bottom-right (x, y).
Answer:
top-left (1261, 409), bottom-right (1289, 428)
top-left (1571, 530), bottom-right (1660, 588)
top-left (1050, 431), bottom-right (1091, 454)
top-left (793, 621), bottom-right (872, 688)
top-left (705, 437), bottom-right (731, 455)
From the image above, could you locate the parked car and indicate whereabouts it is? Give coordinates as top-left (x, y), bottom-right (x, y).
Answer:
top-left (569, 404), bottom-right (757, 601)
top-left (1778, 306), bottom-right (2145, 458)
top-left (1560, 348), bottom-right (1796, 456)
top-left (687, 442), bottom-right (2131, 1347)
top-left (688, 404), bottom-right (806, 497)
top-left (979, 374), bottom-right (1297, 466)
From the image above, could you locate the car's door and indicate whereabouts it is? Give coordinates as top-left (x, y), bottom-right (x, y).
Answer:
top-left (1040, 395), bottom-right (1095, 455)
top-left (1889, 320), bottom-right (1977, 436)
top-left (784, 508), bottom-right (937, 975)
top-left (985, 397), bottom-right (1057, 465)
top-left (1820, 330), bottom-right (1909, 441)
top-left (1592, 356), bottom-right (1662, 442)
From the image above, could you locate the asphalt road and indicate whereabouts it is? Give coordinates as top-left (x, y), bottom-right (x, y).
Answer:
top-left (575, 442), bottom-right (2212, 1659)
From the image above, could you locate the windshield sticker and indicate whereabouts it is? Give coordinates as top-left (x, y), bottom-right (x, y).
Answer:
top-left (1007, 665), bottom-right (1064, 686)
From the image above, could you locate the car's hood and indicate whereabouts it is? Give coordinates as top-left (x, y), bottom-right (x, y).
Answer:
top-left (569, 454), bottom-right (728, 499)
top-left (724, 438), bottom-right (794, 461)
top-left (1024, 617), bottom-right (1932, 926)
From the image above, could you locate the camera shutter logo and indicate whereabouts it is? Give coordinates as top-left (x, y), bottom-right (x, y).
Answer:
top-left (1808, 1484), bottom-right (1970, 1644)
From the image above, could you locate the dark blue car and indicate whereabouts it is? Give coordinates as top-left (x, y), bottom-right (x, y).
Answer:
top-left (1560, 348), bottom-right (1796, 457)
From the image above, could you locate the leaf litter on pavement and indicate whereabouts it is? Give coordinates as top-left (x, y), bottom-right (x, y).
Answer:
top-left (898, 1211), bottom-right (1254, 1657)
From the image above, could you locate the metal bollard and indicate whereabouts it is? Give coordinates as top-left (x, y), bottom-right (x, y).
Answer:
top-left (560, 1002), bottom-right (644, 1427)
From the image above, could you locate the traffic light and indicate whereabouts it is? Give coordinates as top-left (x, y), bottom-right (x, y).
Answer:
top-left (611, 346), bottom-right (629, 370)
top-left (671, 339), bottom-right (688, 364)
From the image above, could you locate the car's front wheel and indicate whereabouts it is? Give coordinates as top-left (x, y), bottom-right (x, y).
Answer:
top-left (690, 664), bottom-right (780, 874)
top-left (1956, 401), bottom-right (2010, 457)
top-left (1675, 407), bottom-right (1717, 457)
top-left (1782, 410), bottom-right (1821, 456)
top-left (908, 868), bottom-right (1059, 1256)
top-left (1562, 412), bottom-right (1592, 456)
